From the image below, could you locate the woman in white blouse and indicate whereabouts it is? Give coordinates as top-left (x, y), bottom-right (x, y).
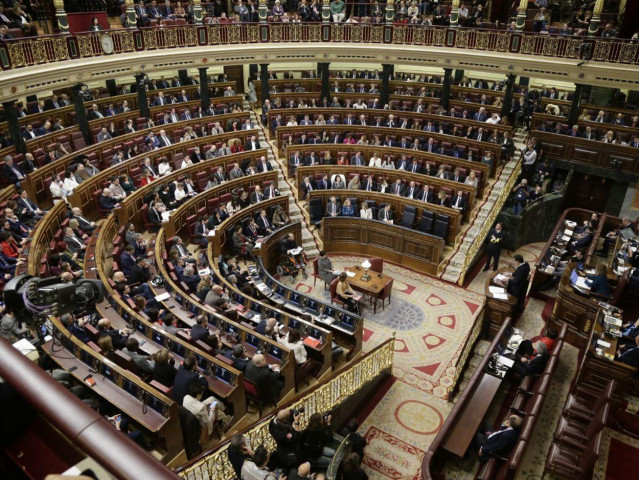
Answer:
top-left (369, 152), bottom-right (381, 167)
top-left (381, 158), bottom-right (395, 170)
top-left (277, 330), bottom-right (321, 378)
top-left (181, 157), bottom-right (194, 169)
top-left (286, 116), bottom-right (298, 126)
top-left (174, 183), bottom-right (187, 202)
top-left (465, 171), bottom-right (479, 188)
top-left (360, 201), bottom-right (373, 219)
top-left (158, 159), bottom-right (173, 176)
top-left (316, 114), bottom-right (326, 125)
top-left (63, 170), bottom-right (79, 193)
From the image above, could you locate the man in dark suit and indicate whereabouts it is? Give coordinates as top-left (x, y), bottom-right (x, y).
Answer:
top-left (190, 147), bottom-right (204, 164)
top-left (246, 354), bottom-right (284, 404)
top-left (391, 179), bottom-right (405, 196)
top-left (507, 254), bottom-right (530, 313)
top-left (98, 189), bottom-right (118, 210)
top-left (300, 176), bottom-right (315, 199)
top-left (418, 185), bottom-right (434, 203)
top-left (483, 222), bottom-right (505, 271)
top-left (617, 336), bottom-right (639, 367)
top-left (256, 209), bottom-right (273, 236)
top-left (378, 204), bottom-right (393, 223)
top-left (475, 415), bottom-right (522, 462)
top-left (450, 190), bottom-right (467, 213)
top-left (361, 175), bottom-right (377, 192)
top-left (224, 344), bottom-right (250, 371)
top-left (190, 315), bottom-right (215, 343)
top-left (147, 204), bottom-right (163, 226)
top-left (256, 156), bottom-right (272, 173)
top-left (245, 135), bottom-right (261, 151)
top-left (17, 189), bottom-right (44, 222)
top-left (173, 355), bottom-right (208, 405)
top-left (120, 245), bottom-right (137, 276)
top-left (129, 256), bottom-right (151, 285)
top-left (1, 157), bottom-right (26, 186)
top-left (404, 181), bottom-right (419, 200)
top-left (268, 408), bottom-right (303, 469)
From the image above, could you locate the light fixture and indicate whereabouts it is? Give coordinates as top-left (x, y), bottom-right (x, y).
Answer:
top-left (361, 259), bottom-right (371, 282)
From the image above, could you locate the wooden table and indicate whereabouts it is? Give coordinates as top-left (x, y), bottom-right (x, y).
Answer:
top-left (346, 265), bottom-right (393, 314)
top-left (484, 270), bottom-right (518, 336)
top-left (442, 372), bottom-right (502, 457)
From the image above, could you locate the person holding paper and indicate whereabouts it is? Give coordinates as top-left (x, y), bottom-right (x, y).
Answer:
top-left (505, 254), bottom-right (530, 313)
top-left (483, 223), bottom-right (505, 271)
top-left (282, 232), bottom-right (307, 277)
top-left (337, 272), bottom-right (358, 312)
top-left (585, 263), bottom-right (611, 296)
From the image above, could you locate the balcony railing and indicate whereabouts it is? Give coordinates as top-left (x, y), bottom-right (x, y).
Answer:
top-left (176, 335), bottom-right (395, 480)
top-left (1, 24), bottom-right (638, 71)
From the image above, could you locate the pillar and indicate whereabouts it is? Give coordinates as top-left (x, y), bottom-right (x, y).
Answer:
top-left (322, 0), bottom-right (330, 22)
top-left (319, 62), bottom-right (330, 101)
top-left (192, 0), bottom-right (203, 24)
top-left (385, 0), bottom-right (395, 23)
top-left (515, 0), bottom-right (527, 32)
top-left (1, 101), bottom-right (27, 154)
top-left (449, 0), bottom-right (460, 28)
top-left (199, 67), bottom-right (210, 111)
top-left (588, 0), bottom-right (605, 37)
top-left (134, 74), bottom-right (150, 119)
top-left (260, 64), bottom-right (270, 104)
top-left (72, 85), bottom-right (92, 147)
top-left (54, 0), bottom-right (70, 34)
top-left (500, 73), bottom-right (516, 120)
top-left (440, 68), bottom-right (453, 111)
top-left (380, 64), bottom-right (394, 106)
top-left (568, 84), bottom-right (585, 126)
top-left (258, 0), bottom-right (268, 22)
top-left (125, 0), bottom-right (137, 29)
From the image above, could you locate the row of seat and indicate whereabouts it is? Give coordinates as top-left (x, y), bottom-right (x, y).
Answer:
top-left (542, 379), bottom-right (615, 480)
top-left (478, 323), bottom-right (568, 480)
top-left (307, 197), bottom-right (450, 239)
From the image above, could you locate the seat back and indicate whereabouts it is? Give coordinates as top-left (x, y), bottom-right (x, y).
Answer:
top-left (330, 277), bottom-right (338, 300)
top-left (401, 205), bottom-right (416, 227)
top-left (368, 257), bottom-right (383, 273)
top-left (419, 214), bottom-right (433, 233)
top-left (243, 377), bottom-right (259, 400)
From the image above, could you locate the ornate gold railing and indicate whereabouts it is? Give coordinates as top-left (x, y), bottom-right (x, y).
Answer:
top-left (1, 24), bottom-right (638, 70)
top-left (457, 154), bottom-right (523, 286)
top-left (176, 336), bottom-right (395, 479)
top-left (446, 304), bottom-right (485, 401)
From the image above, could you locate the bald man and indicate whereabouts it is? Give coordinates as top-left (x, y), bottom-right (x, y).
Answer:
top-left (246, 354), bottom-right (283, 405)
top-left (268, 408), bottom-right (303, 469)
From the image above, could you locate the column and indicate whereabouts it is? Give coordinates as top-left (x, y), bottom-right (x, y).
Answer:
top-left (258, 0), bottom-right (268, 22)
top-left (134, 74), bottom-right (151, 119)
top-left (1, 101), bottom-right (27, 154)
top-left (568, 84), bottom-right (585, 126)
top-left (380, 64), bottom-right (394, 107)
top-left (54, 0), bottom-right (70, 34)
top-left (588, 0), bottom-right (605, 37)
top-left (72, 85), bottom-right (92, 147)
top-left (260, 64), bottom-right (270, 104)
top-left (500, 73), bottom-right (516, 120)
top-left (199, 67), bottom-right (210, 111)
top-left (515, 0), bottom-right (527, 32)
top-left (125, 0), bottom-right (137, 29)
top-left (449, 0), bottom-right (460, 28)
top-left (440, 68), bottom-right (453, 111)
top-left (192, 0), bottom-right (203, 24)
top-left (319, 62), bottom-right (330, 101)
top-left (322, 0), bottom-right (330, 22)
top-left (385, 0), bottom-right (395, 23)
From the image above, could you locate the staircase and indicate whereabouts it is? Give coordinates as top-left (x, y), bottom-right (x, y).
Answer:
top-left (440, 129), bottom-right (527, 284)
top-left (246, 102), bottom-right (320, 258)
top-left (451, 339), bottom-right (492, 403)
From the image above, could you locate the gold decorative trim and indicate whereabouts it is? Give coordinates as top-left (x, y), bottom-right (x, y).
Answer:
top-left (8, 43), bottom-right (25, 67)
top-left (78, 35), bottom-right (93, 57)
top-left (521, 35), bottom-right (535, 54)
top-left (351, 25), bottom-right (363, 43)
top-left (228, 25), bottom-right (240, 44)
top-left (496, 33), bottom-right (510, 52)
top-left (456, 30), bottom-right (469, 48)
top-left (290, 23), bottom-right (302, 42)
top-left (433, 28), bottom-right (445, 46)
top-left (618, 43), bottom-right (638, 63)
top-left (593, 41), bottom-right (612, 62)
top-left (165, 28), bottom-right (177, 47)
top-left (542, 36), bottom-right (558, 57)
top-left (332, 23), bottom-right (344, 42)
top-left (118, 31), bottom-right (135, 52)
top-left (143, 29), bottom-right (158, 49)
top-left (475, 32), bottom-right (488, 50)
top-left (370, 25), bottom-right (383, 43)
top-left (270, 24), bottom-right (282, 43)
top-left (53, 38), bottom-right (69, 60)
top-left (411, 27), bottom-right (425, 45)
top-left (392, 26), bottom-right (406, 44)
top-left (565, 38), bottom-right (581, 58)
top-left (309, 24), bottom-right (321, 42)
top-left (247, 24), bottom-right (259, 43)
top-left (184, 27), bottom-right (197, 46)
top-left (208, 25), bottom-right (221, 44)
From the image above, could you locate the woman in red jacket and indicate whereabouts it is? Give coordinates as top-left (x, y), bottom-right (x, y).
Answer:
top-left (0, 232), bottom-right (21, 258)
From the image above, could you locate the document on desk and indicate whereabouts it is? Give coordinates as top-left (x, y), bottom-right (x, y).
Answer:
top-left (154, 292), bottom-right (171, 302)
top-left (597, 339), bottom-right (611, 349)
top-left (604, 315), bottom-right (622, 327)
top-left (498, 356), bottom-right (515, 368)
top-left (207, 230), bottom-right (216, 237)
top-left (495, 274), bottom-right (508, 283)
top-left (345, 271), bottom-right (355, 277)
top-left (253, 242), bottom-right (262, 249)
top-left (489, 286), bottom-right (506, 294)
top-left (573, 277), bottom-right (590, 290)
top-left (493, 293), bottom-right (509, 300)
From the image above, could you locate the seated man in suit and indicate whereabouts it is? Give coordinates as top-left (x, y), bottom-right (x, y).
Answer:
top-left (256, 209), bottom-right (274, 236)
top-left (98, 189), bottom-right (119, 211)
top-left (474, 415), bottom-right (522, 462)
top-left (247, 354), bottom-right (284, 404)
top-left (450, 190), bottom-right (467, 213)
top-left (61, 313), bottom-right (91, 343)
top-left (379, 204), bottom-right (393, 224)
top-left (617, 335), bottom-right (639, 367)
top-left (326, 196), bottom-right (341, 217)
top-left (245, 135), bottom-right (261, 151)
top-left (225, 344), bottom-right (251, 372)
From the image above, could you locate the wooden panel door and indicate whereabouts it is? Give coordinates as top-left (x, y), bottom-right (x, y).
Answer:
top-left (224, 66), bottom-right (244, 94)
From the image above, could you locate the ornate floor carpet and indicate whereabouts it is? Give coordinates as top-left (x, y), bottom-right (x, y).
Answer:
top-left (297, 254), bottom-right (483, 479)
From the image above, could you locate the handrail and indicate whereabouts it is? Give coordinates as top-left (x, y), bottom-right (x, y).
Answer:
top-left (176, 334), bottom-right (395, 479)
top-left (421, 317), bottom-right (512, 480)
top-left (0, 338), bottom-right (180, 480)
top-left (0, 24), bottom-right (637, 75)
top-left (457, 153), bottom-right (522, 285)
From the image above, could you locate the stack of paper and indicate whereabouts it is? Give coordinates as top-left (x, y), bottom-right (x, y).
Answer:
top-left (346, 271), bottom-right (355, 277)
top-left (493, 293), bottom-right (509, 300)
top-left (495, 274), bottom-right (508, 283)
top-left (489, 286), bottom-right (506, 294)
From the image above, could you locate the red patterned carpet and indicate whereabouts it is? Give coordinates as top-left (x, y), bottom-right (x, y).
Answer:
top-left (605, 437), bottom-right (639, 480)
